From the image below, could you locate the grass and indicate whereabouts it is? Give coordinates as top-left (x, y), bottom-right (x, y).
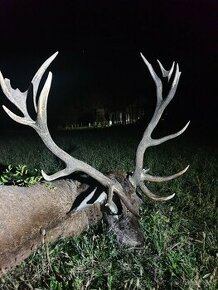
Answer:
top-left (0, 125), bottom-right (217, 289)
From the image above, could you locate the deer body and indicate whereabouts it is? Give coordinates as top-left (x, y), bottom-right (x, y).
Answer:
top-left (0, 173), bottom-right (144, 276)
top-left (0, 52), bottom-right (189, 275)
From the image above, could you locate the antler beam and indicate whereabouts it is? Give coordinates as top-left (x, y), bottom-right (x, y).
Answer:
top-left (130, 54), bottom-right (190, 201)
top-left (0, 52), bottom-right (138, 216)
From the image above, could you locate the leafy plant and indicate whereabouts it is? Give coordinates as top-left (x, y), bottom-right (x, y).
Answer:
top-left (0, 164), bottom-right (42, 186)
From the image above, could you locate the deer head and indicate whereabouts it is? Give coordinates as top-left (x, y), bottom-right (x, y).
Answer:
top-left (0, 52), bottom-right (189, 248)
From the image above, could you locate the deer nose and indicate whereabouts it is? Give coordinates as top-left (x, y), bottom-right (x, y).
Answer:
top-left (118, 231), bottom-right (145, 248)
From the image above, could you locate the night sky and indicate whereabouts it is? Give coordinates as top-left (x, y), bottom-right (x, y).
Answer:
top-left (0, 0), bottom-right (217, 139)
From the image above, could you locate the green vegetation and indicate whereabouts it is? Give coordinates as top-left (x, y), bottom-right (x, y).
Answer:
top-left (0, 126), bottom-right (217, 289)
top-left (0, 164), bottom-right (42, 186)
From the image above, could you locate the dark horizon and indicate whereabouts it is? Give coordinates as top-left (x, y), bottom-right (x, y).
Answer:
top-left (0, 0), bottom-right (217, 136)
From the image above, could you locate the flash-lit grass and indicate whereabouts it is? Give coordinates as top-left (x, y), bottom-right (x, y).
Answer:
top-left (0, 125), bottom-right (217, 289)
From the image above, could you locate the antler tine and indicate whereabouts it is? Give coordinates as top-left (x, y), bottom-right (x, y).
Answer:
top-left (0, 52), bottom-right (139, 217)
top-left (140, 53), bottom-right (163, 105)
top-left (0, 71), bottom-right (31, 121)
top-left (151, 121), bottom-right (190, 146)
top-left (34, 71), bottom-right (77, 179)
top-left (142, 165), bottom-right (189, 183)
top-left (139, 182), bottom-right (175, 201)
top-left (2, 104), bottom-right (35, 127)
top-left (0, 51), bottom-right (59, 124)
top-left (130, 54), bottom-right (189, 201)
top-left (157, 59), bottom-right (175, 81)
top-left (31, 51), bottom-right (59, 112)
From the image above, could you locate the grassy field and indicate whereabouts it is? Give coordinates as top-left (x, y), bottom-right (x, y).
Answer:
top-left (0, 125), bottom-right (217, 289)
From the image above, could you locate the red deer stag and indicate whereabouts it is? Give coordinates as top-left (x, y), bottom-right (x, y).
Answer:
top-left (0, 52), bottom-right (189, 276)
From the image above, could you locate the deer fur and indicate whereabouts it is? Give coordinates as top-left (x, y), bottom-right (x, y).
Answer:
top-left (0, 173), bottom-right (144, 277)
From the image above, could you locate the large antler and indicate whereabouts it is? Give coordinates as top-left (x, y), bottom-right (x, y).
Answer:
top-left (130, 53), bottom-right (189, 201)
top-left (0, 52), bottom-right (138, 216)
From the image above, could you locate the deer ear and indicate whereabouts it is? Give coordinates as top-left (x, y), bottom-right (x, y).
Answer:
top-left (71, 187), bottom-right (107, 212)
